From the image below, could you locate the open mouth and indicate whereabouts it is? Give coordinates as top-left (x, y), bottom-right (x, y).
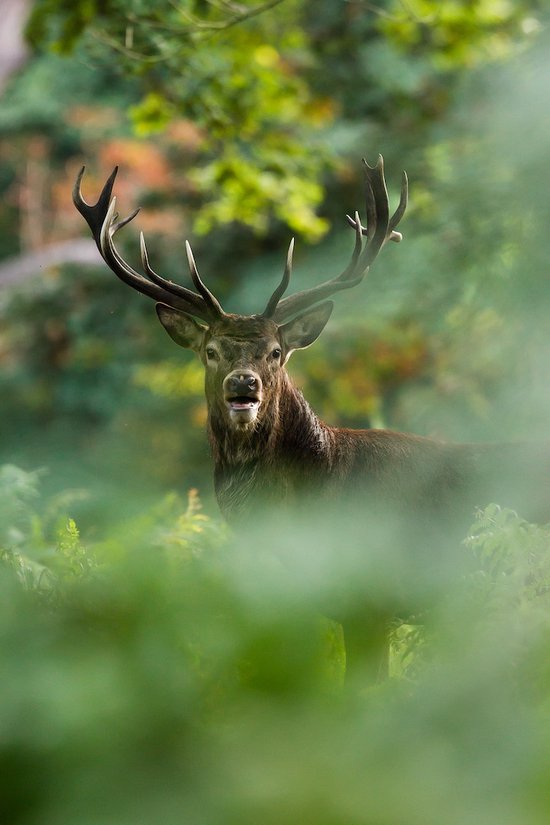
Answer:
top-left (225, 395), bottom-right (261, 423)
top-left (225, 395), bottom-right (260, 411)
top-left (225, 395), bottom-right (260, 412)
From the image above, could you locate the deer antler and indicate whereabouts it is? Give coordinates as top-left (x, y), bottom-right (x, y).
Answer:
top-left (73, 166), bottom-right (225, 322)
top-left (74, 158), bottom-right (405, 326)
top-left (262, 155), bottom-right (407, 323)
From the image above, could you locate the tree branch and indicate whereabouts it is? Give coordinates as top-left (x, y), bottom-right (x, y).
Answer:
top-left (0, 239), bottom-right (102, 289)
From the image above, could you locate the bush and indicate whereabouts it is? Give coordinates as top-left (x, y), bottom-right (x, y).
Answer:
top-left (1, 465), bottom-right (550, 825)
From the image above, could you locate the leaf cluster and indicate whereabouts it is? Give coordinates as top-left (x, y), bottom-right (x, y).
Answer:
top-left (0, 464), bottom-right (95, 596)
top-left (25, 0), bottom-right (332, 239)
top-left (2, 464), bottom-right (550, 824)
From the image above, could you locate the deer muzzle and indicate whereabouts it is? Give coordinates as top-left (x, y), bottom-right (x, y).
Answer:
top-left (223, 371), bottom-right (262, 425)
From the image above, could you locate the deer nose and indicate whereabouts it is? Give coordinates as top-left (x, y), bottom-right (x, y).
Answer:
top-left (224, 371), bottom-right (260, 396)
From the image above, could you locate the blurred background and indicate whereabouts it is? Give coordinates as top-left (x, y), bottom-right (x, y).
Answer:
top-left (1, 0), bottom-right (549, 526)
top-left (1, 2), bottom-right (550, 824)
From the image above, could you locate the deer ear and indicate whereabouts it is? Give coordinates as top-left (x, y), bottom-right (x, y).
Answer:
top-left (279, 301), bottom-right (333, 356)
top-left (155, 304), bottom-right (207, 351)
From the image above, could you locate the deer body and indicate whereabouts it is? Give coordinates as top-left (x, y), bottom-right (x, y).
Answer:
top-left (206, 356), bottom-right (461, 520)
top-left (206, 348), bottom-right (547, 527)
top-left (73, 157), bottom-right (549, 681)
top-left (73, 157), bottom-right (550, 528)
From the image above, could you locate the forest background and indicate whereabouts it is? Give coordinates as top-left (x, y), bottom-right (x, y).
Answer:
top-left (1, 2), bottom-right (550, 824)
top-left (2, 0), bottom-right (550, 523)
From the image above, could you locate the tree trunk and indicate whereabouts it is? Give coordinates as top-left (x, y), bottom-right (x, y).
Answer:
top-left (0, 0), bottom-right (31, 96)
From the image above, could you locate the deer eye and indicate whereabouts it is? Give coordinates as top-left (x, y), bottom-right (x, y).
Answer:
top-left (270, 348), bottom-right (282, 361)
top-left (206, 347), bottom-right (219, 361)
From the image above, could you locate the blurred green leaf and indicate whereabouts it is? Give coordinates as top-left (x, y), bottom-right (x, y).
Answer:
top-left (1, 466), bottom-right (550, 824)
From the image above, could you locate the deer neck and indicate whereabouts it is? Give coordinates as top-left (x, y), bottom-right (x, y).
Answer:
top-left (207, 371), bottom-right (329, 470)
top-left (208, 372), bottom-right (333, 520)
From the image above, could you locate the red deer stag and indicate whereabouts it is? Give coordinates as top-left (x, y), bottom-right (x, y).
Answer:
top-left (73, 158), bottom-right (549, 680)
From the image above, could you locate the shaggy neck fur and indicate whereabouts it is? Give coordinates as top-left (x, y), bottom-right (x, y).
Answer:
top-left (207, 371), bottom-right (331, 517)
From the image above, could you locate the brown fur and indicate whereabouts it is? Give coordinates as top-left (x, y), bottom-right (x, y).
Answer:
top-left (195, 315), bottom-right (550, 531)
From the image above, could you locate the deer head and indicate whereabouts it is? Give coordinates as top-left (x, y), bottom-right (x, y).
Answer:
top-left (73, 157), bottom-right (407, 429)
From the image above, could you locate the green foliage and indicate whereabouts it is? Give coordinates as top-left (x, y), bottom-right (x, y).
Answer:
top-left (187, 145), bottom-right (330, 239)
top-left (133, 359), bottom-right (205, 400)
top-left (1, 465), bottom-right (550, 824)
top-left (381, 0), bottom-right (538, 68)
top-left (391, 505), bottom-right (550, 683)
top-left (0, 464), bottom-right (42, 549)
top-left (129, 91), bottom-right (175, 136)
top-left (0, 464), bottom-right (95, 594)
top-left (26, 0), bottom-right (113, 53)
top-left (26, 0), bottom-right (540, 240)
top-left (26, 0), bottom-right (333, 239)
top-left (465, 504), bottom-right (550, 617)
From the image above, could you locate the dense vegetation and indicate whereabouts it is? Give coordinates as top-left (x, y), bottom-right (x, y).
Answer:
top-left (2, 465), bottom-right (550, 824)
top-left (1, 1), bottom-right (550, 822)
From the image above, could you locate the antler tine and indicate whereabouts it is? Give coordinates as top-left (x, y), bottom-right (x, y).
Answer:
top-left (388, 170), bottom-right (408, 235)
top-left (73, 165), bottom-right (119, 246)
top-left (363, 160), bottom-right (379, 243)
top-left (185, 241), bottom-right (225, 319)
top-left (345, 156), bottom-right (387, 246)
top-left (73, 166), bottom-right (217, 322)
top-left (262, 238), bottom-right (294, 318)
top-left (356, 155), bottom-right (391, 268)
top-left (139, 231), bottom-right (219, 317)
top-left (100, 196), bottom-right (209, 318)
top-left (338, 210), bottom-right (363, 281)
top-left (347, 164), bottom-right (408, 244)
top-left (271, 155), bottom-right (406, 324)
